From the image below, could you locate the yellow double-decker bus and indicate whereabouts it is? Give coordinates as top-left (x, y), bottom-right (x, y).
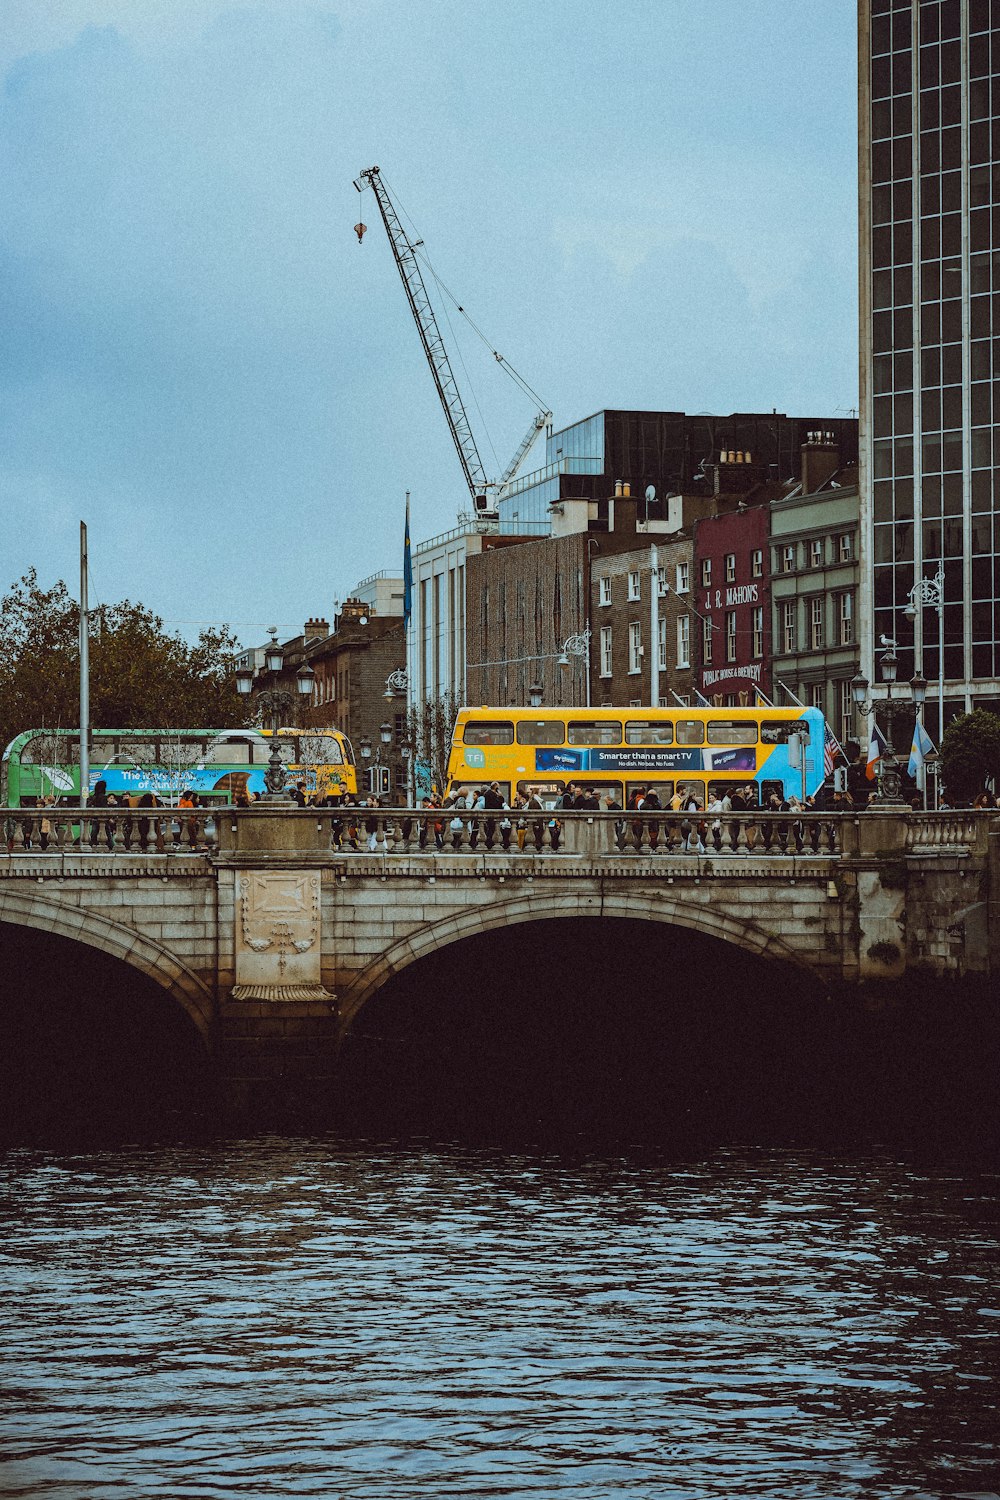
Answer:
top-left (445, 705), bottom-right (827, 809)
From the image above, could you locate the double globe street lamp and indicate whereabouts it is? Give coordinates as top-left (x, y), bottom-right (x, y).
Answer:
top-left (235, 628), bottom-right (315, 799)
top-left (850, 641), bottom-right (926, 807)
top-left (359, 721), bottom-right (393, 797)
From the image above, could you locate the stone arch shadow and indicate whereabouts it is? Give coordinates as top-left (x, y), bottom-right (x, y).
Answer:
top-left (337, 889), bottom-right (824, 1032)
top-left (0, 887), bottom-right (214, 1044)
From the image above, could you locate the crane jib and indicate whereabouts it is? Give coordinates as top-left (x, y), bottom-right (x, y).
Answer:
top-left (356, 166), bottom-right (548, 514)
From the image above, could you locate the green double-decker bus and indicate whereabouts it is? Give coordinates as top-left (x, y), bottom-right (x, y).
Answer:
top-left (2, 727), bottom-right (357, 806)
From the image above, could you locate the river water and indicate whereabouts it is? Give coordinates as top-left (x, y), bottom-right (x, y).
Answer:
top-left (1, 1134), bottom-right (998, 1499)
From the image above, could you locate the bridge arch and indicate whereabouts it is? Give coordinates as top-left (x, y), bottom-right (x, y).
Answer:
top-left (0, 887), bottom-right (213, 1043)
top-left (337, 888), bottom-right (818, 1029)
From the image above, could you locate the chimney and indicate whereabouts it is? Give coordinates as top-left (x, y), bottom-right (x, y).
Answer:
top-left (304, 617), bottom-right (329, 642)
top-left (800, 431), bottom-right (840, 495)
top-left (610, 480), bottom-right (637, 537)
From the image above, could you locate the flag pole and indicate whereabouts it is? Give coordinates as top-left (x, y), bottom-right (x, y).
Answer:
top-left (403, 492), bottom-right (415, 808)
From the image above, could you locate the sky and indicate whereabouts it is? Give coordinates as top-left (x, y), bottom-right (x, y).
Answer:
top-left (1, 0), bottom-right (859, 646)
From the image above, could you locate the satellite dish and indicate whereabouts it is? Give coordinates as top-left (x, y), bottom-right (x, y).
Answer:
top-left (359, 615), bottom-right (369, 626)
top-left (645, 485), bottom-right (656, 503)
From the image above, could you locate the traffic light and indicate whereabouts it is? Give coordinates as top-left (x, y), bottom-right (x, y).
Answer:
top-left (367, 765), bottom-right (390, 796)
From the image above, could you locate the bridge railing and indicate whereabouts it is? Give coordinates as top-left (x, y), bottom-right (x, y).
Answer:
top-left (1, 807), bottom-right (221, 855)
top-left (311, 807), bottom-right (851, 857)
top-left (2, 806), bottom-right (993, 860)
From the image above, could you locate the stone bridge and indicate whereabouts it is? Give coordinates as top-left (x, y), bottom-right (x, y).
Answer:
top-left (1, 807), bottom-right (997, 1104)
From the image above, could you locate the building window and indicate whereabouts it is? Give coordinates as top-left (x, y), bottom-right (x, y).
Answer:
top-left (677, 615), bottom-right (690, 668)
top-left (600, 626), bottom-right (613, 677)
top-left (703, 615), bottom-right (713, 664)
top-left (839, 679), bottom-right (853, 746)
top-left (752, 606), bottom-right (764, 658)
top-left (810, 538), bottom-right (824, 567)
top-left (701, 558), bottom-right (712, 588)
top-left (725, 553), bottom-right (736, 583)
top-left (782, 600), bottom-right (796, 653)
top-left (811, 596), bottom-right (824, 649)
top-left (675, 561), bottom-right (689, 594)
top-left (628, 571), bottom-right (641, 601)
top-left (599, 576), bottom-right (612, 606)
top-left (838, 533), bottom-right (853, 562)
top-left (657, 615), bottom-right (666, 670)
top-left (809, 683), bottom-right (824, 711)
top-left (838, 592), bottom-right (853, 645)
top-left (752, 549), bottom-right (763, 578)
top-left (628, 621), bottom-right (642, 673)
top-left (726, 611), bottom-right (737, 662)
top-left (782, 544), bottom-right (795, 573)
top-left (657, 565), bottom-right (666, 596)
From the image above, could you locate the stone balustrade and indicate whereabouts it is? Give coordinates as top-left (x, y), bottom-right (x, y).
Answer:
top-left (4, 805), bottom-right (995, 862)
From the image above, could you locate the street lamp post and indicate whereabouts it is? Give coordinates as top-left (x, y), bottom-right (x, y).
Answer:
top-left (383, 667), bottom-right (413, 805)
top-left (851, 641), bottom-right (927, 807)
top-left (905, 562), bottom-right (945, 746)
top-left (557, 630), bottom-right (592, 706)
top-left (234, 628), bottom-right (314, 799)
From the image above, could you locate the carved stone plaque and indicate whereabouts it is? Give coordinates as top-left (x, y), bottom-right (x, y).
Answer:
top-left (232, 871), bottom-right (333, 1002)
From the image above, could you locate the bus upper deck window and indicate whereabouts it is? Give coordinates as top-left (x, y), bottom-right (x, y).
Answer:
top-left (707, 720), bottom-right (758, 745)
top-left (516, 720), bottom-right (566, 745)
top-left (625, 720), bottom-right (674, 745)
top-left (675, 720), bottom-right (705, 746)
top-left (761, 720), bottom-right (799, 744)
top-left (566, 720), bottom-right (622, 745)
top-left (463, 721), bottom-right (514, 746)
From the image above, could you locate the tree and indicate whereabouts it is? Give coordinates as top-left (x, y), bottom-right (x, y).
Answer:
top-left (405, 690), bottom-right (459, 796)
top-left (0, 569), bottom-right (253, 753)
top-left (940, 709), bottom-right (1000, 803)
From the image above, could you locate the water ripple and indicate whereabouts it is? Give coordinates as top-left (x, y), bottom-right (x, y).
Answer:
top-left (0, 1141), bottom-right (998, 1498)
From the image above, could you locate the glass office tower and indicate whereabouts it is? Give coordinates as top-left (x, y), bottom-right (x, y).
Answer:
top-left (860, 0), bottom-right (1000, 734)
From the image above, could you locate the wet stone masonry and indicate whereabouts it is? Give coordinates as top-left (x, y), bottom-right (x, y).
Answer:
top-left (1, 808), bottom-right (997, 1104)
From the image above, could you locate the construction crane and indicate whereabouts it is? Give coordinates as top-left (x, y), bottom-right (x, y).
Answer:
top-left (354, 166), bottom-right (549, 518)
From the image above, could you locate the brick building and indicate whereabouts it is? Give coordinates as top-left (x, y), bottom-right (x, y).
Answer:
top-left (693, 504), bottom-right (772, 706)
top-left (466, 484), bottom-right (690, 707)
top-left (300, 602), bottom-right (408, 793)
top-left (590, 533), bottom-right (698, 708)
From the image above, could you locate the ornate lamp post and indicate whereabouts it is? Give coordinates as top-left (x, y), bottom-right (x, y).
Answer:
top-left (557, 629), bottom-right (592, 706)
top-left (234, 628), bottom-right (314, 799)
top-left (904, 562), bottom-right (945, 743)
top-left (851, 641), bottom-right (926, 807)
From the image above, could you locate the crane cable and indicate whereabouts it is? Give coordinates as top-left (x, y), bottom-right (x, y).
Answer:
top-left (376, 173), bottom-right (549, 414)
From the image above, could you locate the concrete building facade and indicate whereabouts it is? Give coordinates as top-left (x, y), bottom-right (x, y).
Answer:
top-left (770, 468), bottom-right (861, 750)
top-left (860, 0), bottom-right (1000, 733)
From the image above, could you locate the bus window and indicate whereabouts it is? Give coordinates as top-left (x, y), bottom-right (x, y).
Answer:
top-left (676, 720), bottom-right (705, 746)
top-left (710, 780), bottom-right (760, 807)
top-left (707, 720), bottom-right (757, 744)
top-left (761, 780), bottom-right (784, 805)
top-left (204, 739), bottom-right (252, 765)
top-left (298, 733), bottom-right (345, 765)
top-left (514, 781), bottom-right (564, 811)
top-left (575, 780), bottom-right (623, 805)
top-left (463, 720), bottom-right (514, 746)
top-left (567, 720), bottom-right (622, 745)
top-left (516, 720), bottom-right (566, 745)
top-left (626, 780), bottom-right (671, 805)
top-left (761, 720), bottom-right (800, 744)
top-left (625, 720), bottom-right (674, 745)
top-left (450, 780), bottom-right (512, 804)
top-left (676, 780), bottom-right (705, 808)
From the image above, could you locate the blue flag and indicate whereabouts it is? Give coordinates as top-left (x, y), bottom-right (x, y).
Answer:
top-left (908, 717), bottom-right (937, 779)
top-left (403, 492), bottom-right (413, 629)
